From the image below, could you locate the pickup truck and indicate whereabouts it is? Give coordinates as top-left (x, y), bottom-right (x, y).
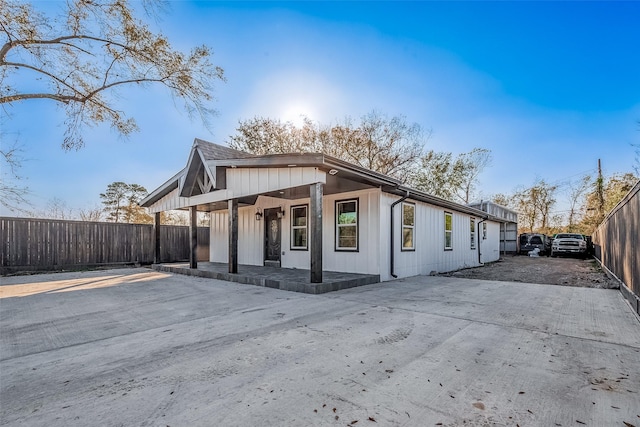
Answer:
top-left (550, 233), bottom-right (588, 259)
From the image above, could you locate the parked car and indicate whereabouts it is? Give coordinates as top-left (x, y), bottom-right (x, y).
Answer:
top-left (550, 233), bottom-right (588, 258)
top-left (518, 233), bottom-right (548, 255)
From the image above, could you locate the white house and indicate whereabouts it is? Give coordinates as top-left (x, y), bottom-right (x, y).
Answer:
top-left (141, 139), bottom-right (511, 284)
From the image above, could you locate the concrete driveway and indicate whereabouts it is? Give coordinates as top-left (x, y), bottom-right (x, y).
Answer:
top-left (1, 268), bottom-right (639, 426)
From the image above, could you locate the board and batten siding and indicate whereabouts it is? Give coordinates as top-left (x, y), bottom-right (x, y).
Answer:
top-left (209, 199), bottom-right (265, 265)
top-left (381, 193), bottom-right (489, 280)
top-left (208, 189), bottom-right (381, 275)
top-left (150, 187), bottom-right (189, 213)
top-left (322, 189), bottom-right (381, 275)
top-left (148, 167), bottom-right (326, 214)
top-left (208, 188), bottom-right (501, 281)
top-left (226, 167), bottom-right (325, 197)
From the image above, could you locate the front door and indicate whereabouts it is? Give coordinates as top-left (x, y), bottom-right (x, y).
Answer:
top-left (264, 208), bottom-right (281, 267)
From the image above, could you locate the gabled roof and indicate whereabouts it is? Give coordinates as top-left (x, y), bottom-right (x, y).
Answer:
top-left (140, 139), bottom-right (400, 208)
top-left (194, 138), bottom-right (254, 160)
top-left (140, 138), bottom-right (506, 222)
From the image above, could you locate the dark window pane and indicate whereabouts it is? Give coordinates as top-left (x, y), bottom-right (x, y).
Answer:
top-left (337, 201), bottom-right (357, 225)
top-left (403, 204), bottom-right (414, 226)
top-left (293, 228), bottom-right (307, 248)
top-left (445, 213), bottom-right (452, 230)
top-left (403, 228), bottom-right (414, 248)
top-left (338, 226), bottom-right (357, 248)
top-left (293, 206), bottom-right (307, 227)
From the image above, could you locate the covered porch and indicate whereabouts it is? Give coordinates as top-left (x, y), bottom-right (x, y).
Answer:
top-left (152, 262), bottom-right (380, 294)
top-left (141, 140), bottom-right (399, 286)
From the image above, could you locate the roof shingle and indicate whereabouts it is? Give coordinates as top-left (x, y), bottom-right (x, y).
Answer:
top-left (194, 138), bottom-right (253, 160)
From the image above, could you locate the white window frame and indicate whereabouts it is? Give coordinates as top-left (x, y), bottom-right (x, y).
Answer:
top-left (470, 217), bottom-right (476, 250)
top-left (335, 199), bottom-right (358, 251)
top-left (401, 202), bottom-right (415, 251)
top-left (444, 212), bottom-right (453, 251)
top-left (290, 205), bottom-right (308, 250)
top-left (483, 222), bottom-right (487, 240)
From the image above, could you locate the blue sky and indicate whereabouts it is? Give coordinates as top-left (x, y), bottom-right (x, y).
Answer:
top-left (2, 1), bottom-right (639, 217)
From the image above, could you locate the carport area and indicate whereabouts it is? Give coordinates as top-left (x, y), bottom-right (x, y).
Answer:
top-left (1, 268), bottom-right (639, 426)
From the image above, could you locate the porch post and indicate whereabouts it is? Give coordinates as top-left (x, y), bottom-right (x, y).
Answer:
top-left (154, 212), bottom-right (161, 264)
top-left (309, 182), bottom-right (323, 283)
top-left (189, 206), bottom-right (198, 269)
top-left (228, 198), bottom-right (238, 274)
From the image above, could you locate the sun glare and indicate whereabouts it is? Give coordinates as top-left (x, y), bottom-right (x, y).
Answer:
top-left (282, 104), bottom-right (314, 128)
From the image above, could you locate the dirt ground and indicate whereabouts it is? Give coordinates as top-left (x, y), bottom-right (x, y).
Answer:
top-left (440, 255), bottom-right (619, 289)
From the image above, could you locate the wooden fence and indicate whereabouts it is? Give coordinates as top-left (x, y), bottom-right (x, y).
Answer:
top-left (0, 217), bottom-right (209, 275)
top-left (592, 180), bottom-right (640, 316)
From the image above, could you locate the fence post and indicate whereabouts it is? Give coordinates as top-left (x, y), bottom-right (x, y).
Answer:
top-left (190, 207), bottom-right (198, 269)
top-left (228, 199), bottom-right (238, 274)
top-left (154, 212), bottom-right (161, 264)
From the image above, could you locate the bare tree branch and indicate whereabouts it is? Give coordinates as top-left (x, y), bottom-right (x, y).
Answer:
top-left (229, 112), bottom-right (427, 182)
top-left (1, 0), bottom-right (224, 150)
top-left (0, 136), bottom-right (31, 213)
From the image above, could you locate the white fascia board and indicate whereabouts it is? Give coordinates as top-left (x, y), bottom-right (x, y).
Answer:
top-left (140, 167), bottom-right (185, 207)
top-left (186, 189), bottom-right (234, 206)
top-left (179, 166), bottom-right (327, 207)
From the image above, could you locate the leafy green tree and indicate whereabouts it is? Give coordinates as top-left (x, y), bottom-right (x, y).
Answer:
top-left (123, 183), bottom-right (152, 223)
top-left (100, 181), bottom-right (152, 223)
top-left (579, 172), bottom-right (639, 232)
top-left (0, 0), bottom-right (224, 150)
top-left (100, 182), bottom-right (129, 223)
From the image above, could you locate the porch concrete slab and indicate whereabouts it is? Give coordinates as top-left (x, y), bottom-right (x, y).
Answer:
top-left (153, 261), bottom-right (381, 294)
top-left (1, 269), bottom-right (639, 427)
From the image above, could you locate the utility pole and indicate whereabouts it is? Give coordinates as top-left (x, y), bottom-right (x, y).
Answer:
top-left (597, 159), bottom-right (604, 219)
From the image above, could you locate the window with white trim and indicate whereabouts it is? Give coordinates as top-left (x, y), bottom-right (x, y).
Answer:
top-left (470, 217), bottom-right (476, 249)
top-left (336, 199), bottom-right (358, 251)
top-left (291, 205), bottom-right (308, 250)
top-left (402, 202), bottom-right (415, 250)
top-left (444, 212), bottom-right (453, 250)
top-left (482, 222), bottom-right (487, 240)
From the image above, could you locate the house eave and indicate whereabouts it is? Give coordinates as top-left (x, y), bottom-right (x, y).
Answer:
top-left (139, 169), bottom-right (184, 208)
top-left (387, 185), bottom-right (503, 222)
top-left (206, 153), bottom-right (401, 189)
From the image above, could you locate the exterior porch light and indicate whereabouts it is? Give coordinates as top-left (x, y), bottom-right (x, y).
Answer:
top-left (277, 205), bottom-right (285, 219)
top-left (255, 207), bottom-right (263, 221)
top-left (329, 169), bottom-right (339, 175)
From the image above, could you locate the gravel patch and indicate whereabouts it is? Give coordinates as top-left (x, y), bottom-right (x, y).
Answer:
top-left (440, 255), bottom-right (619, 289)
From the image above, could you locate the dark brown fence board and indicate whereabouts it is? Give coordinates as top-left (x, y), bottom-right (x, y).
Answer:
top-left (0, 217), bottom-right (209, 274)
top-left (592, 181), bottom-right (639, 314)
